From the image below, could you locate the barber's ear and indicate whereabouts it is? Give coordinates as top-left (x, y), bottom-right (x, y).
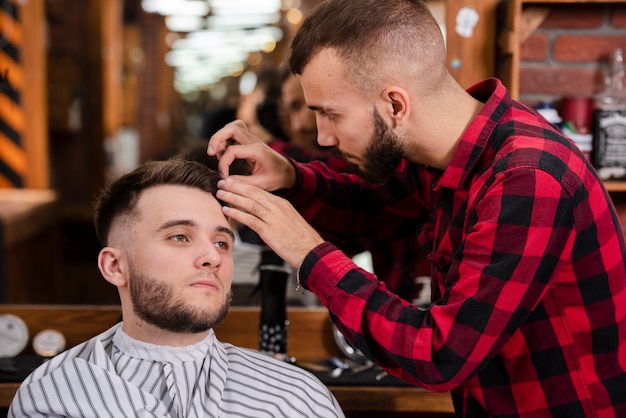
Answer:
top-left (381, 87), bottom-right (410, 125)
top-left (98, 247), bottom-right (128, 287)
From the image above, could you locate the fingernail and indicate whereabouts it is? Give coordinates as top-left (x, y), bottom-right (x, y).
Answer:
top-left (217, 180), bottom-right (225, 188)
top-left (207, 146), bottom-right (214, 154)
top-left (216, 189), bottom-right (225, 197)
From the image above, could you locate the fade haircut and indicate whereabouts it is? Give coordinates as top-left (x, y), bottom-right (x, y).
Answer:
top-left (94, 159), bottom-right (220, 247)
top-left (288, 0), bottom-right (446, 96)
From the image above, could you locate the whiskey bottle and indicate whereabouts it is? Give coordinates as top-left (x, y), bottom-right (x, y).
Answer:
top-left (593, 48), bottom-right (626, 180)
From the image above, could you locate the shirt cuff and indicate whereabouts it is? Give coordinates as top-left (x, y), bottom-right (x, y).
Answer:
top-left (275, 158), bottom-right (304, 197)
top-left (298, 241), bottom-right (356, 303)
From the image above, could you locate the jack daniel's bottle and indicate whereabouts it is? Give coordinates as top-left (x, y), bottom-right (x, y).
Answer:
top-left (593, 48), bottom-right (626, 180)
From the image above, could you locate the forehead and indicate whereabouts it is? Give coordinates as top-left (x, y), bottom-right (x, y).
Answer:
top-left (135, 184), bottom-right (227, 227)
top-left (300, 49), bottom-right (343, 87)
top-left (299, 48), bottom-right (363, 107)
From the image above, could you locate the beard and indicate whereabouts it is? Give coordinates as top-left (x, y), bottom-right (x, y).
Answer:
top-left (128, 263), bottom-right (232, 334)
top-left (344, 107), bottom-right (404, 184)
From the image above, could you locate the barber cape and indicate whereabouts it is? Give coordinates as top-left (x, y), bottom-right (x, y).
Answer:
top-left (8, 323), bottom-right (344, 418)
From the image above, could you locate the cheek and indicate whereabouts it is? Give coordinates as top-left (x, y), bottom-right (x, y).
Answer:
top-left (132, 247), bottom-right (176, 275)
top-left (221, 256), bottom-right (235, 284)
top-left (336, 125), bottom-right (365, 149)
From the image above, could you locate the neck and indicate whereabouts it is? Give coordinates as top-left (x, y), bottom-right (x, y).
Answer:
top-left (405, 78), bottom-right (483, 170)
top-left (121, 312), bottom-right (211, 347)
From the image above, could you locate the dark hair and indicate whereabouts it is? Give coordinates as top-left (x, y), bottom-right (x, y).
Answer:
top-left (288, 0), bottom-right (444, 94)
top-left (177, 142), bottom-right (252, 176)
top-left (199, 106), bottom-right (237, 139)
top-left (94, 159), bottom-right (220, 247)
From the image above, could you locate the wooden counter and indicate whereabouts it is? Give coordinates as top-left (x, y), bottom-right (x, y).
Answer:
top-left (0, 190), bottom-right (62, 303)
top-left (0, 305), bottom-right (455, 416)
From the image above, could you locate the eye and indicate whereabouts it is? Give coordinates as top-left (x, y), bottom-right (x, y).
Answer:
top-left (320, 110), bottom-right (335, 120)
top-left (170, 234), bottom-right (188, 243)
top-left (315, 109), bottom-right (335, 120)
top-left (215, 241), bottom-right (231, 251)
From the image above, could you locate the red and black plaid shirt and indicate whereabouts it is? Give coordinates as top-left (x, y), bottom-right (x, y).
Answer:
top-left (287, 78), bottom-right (626, 417)
top-left (270, 139), bottom-right (429, 300)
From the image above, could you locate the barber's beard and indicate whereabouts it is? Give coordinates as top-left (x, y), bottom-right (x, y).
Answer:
top-left (128, 263), bottom-right (232, 334)
top-left (346, 107), bottom-right (404, 184)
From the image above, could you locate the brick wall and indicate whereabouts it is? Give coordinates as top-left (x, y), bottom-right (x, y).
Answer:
top-left (517, 3), bottom-right (626, 107)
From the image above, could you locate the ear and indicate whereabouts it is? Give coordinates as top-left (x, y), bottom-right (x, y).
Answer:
top-left (381, 86), bottom-right (410, 126)
top-left (98, 247), bottom-right (128, 287)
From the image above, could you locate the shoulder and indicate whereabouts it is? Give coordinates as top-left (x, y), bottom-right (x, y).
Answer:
top-left (8, 327), bottom-right (120, 417)
top-left (221, 343), bottom-right (336, 396)
top-left (21, 325), bottom-right (117, 384)
top-left (222, 343), bottom-right (326, 385)
top-left (216, 343), bottom-right (344, 416)
top-left (485, 104), bottom-right (592, 196)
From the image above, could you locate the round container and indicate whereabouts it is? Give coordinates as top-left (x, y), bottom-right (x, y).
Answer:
top-left (561, 96), bottom-right (593, 134)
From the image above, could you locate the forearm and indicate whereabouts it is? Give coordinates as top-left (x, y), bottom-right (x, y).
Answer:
top-left (283, 161), bottom-right (431, 242)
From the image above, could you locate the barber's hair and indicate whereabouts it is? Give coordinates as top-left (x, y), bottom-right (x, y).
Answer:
top-left (288, 0), bottom-right (446, 95)
top-left (94, 159), bottom-right (220, 247)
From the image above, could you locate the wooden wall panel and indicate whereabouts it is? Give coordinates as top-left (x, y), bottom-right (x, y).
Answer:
top-left (20, 0), bottom-right (48, 188)
top-left (446, 0), bottom-right (500, 89)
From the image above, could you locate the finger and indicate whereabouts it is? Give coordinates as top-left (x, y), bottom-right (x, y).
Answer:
top-left (207, 120), bottom-right (253, 157)
top-left (215, 147), bottom-right (240, 179)
top-left (217, 187), bottom-right (274, 237)
top-left (217, 179), bottom-right (325, 267)
top-left (222, 204), bottom-right (266, 232)
top-left (215, 143), bottom-right (263, 177)
top-left (216, 144), bottom-right (259, 180)
top-left (217, 179), bottom-right (271, 213)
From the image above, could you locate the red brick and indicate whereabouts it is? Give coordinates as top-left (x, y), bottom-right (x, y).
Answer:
top-left (521, 33), bottom-right (549, 61)
top-left (610, 4), bottom-right (626, 29)
top-left (540, 4), bottom-right (604, 29)
top-left (519, 66), bottom-right (604, 96)
top-left (553, 35), bottom-right (626, 63)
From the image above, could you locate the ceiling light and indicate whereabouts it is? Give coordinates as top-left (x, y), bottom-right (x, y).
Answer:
top-left (165, 15), bottom-right (205, 32)
top-left (206, 13), bottom-right (280, 29)
top-left (209, 0), bottom-right (281, 15)
top-left (142, 0), bottom-right (210, 16)
top-left (285, 8), bottom-right (302, 25)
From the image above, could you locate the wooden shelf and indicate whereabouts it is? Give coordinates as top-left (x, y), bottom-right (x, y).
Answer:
top-left (604, 182), bottom-right (626, 193)
top-left (519, 0), bottom-right (624, 3)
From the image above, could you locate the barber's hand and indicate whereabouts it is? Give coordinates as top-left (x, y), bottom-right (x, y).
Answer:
top-left (217, 178), bottom-right (325, 269)
top-left (208, 120), bottom-right (296, 191)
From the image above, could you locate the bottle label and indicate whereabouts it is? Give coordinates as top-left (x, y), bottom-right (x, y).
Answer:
top-left (594, 109), bottom-right (626, 180)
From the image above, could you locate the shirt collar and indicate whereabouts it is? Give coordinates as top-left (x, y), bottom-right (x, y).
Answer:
top-left (112, 326), bottom-right (215, 363)
top-left (436, 78), bottom-right (511, 191)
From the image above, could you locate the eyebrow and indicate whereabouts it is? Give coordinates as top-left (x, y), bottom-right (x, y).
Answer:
top-left (158, 220), bottom-right (235, 241)
top-left (217, 226), bottom-right (236, 241)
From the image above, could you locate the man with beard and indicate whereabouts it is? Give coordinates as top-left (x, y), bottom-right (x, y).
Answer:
top-left (8, 159), bottom-right (344, 418)
top-left (207, 0), bottom-right (626, 417)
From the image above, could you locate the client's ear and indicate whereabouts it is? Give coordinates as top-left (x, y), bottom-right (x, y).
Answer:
top-left (98, 247), bottom-right (128, 287)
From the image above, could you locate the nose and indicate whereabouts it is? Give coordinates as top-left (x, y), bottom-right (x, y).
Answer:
top-left (316, 118), bottom-right (338, 147)
top-left (198, 242), bottom-right (222, 270)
